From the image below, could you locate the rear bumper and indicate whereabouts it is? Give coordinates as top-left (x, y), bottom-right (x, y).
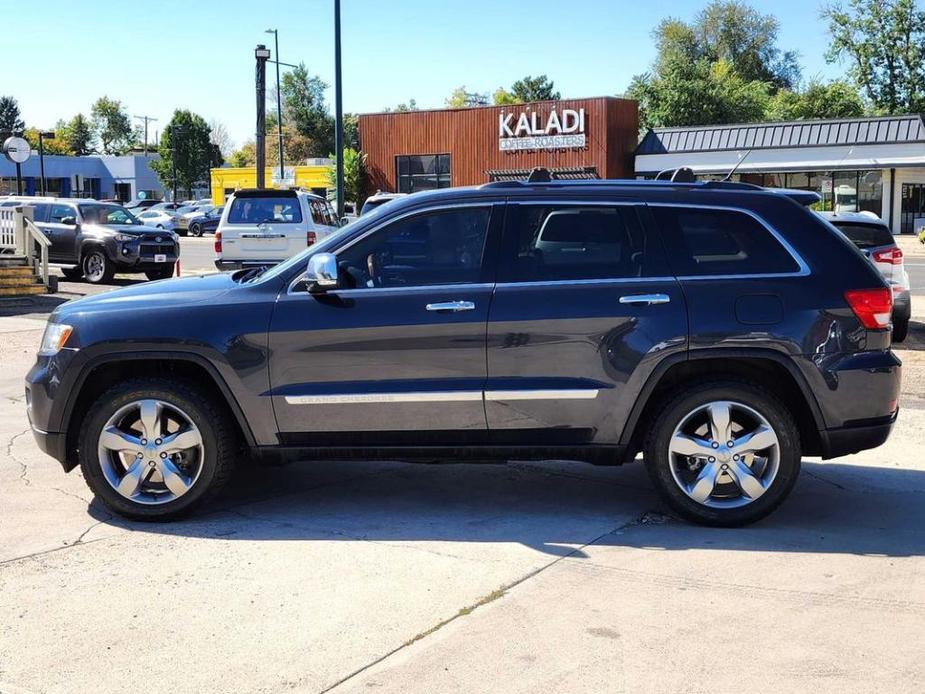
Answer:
top-left (821, 412), bottom-right (897, 459)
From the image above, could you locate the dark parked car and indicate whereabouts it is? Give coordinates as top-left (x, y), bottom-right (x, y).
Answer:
top-left (187, 206), bottom-right (223, 237)
top-left (30, 199), bottom-right (179, 283)
top-left (26, 177), bottom-right (900, 525)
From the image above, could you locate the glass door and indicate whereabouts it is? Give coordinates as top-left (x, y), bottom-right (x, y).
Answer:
top-left (901, 183), bottom-right (925, 234)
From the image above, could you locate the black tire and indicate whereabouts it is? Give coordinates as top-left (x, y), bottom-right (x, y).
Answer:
top-left (190, 222), bottom-right (202, 237)
top-left (893, 319), bottom-right (909, 343)
top-left (78, 377), bottom-right (237, 521)
top-left (60, 266), bottom-right (83, 281)
top-left (81, 249), bottom-right (115, 284)
top-left (145, 266), bottom-right (175, 281)
top-left (643, 381), bottom-right (801, 527)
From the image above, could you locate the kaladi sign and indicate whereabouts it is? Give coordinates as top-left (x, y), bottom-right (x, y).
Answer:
top-left (498, 108), bottom-right (586, 151)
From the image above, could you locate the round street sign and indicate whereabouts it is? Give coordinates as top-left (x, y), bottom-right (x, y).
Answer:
top-left (138, 191), bottom-right (147, 200)
top-left (2, 136), bottom-right (31, 164)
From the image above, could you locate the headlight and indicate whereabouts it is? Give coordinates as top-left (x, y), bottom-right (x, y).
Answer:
top-left (39, 323), bottom-right (73, 356)
top-left (115, 234), bottom-right (136, 242)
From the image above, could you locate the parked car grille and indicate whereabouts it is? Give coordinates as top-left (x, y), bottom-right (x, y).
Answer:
top-left (140, 243), bottom-right (177, 256)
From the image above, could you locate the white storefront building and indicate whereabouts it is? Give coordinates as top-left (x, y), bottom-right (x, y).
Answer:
top-left (635, 114), bottom-right (925, 235)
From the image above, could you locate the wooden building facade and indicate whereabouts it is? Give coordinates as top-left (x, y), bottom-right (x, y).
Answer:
top-left (357, 97), bottom-right (639, 195)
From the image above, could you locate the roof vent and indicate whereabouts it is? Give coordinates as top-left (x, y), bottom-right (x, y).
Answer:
top-left (527, 167), bottom-right (552, 183)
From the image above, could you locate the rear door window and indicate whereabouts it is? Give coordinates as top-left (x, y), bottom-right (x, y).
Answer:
top-left (31, 203), bottom-right (51, 223)
top-left (499, 204), bottom-right (669, 282)
top-left (227, 196), bottom-right (302, 224)
top-left (650, 206), bottom-right (800, 276)
top-left (830, 222), bottom-right (894, 249)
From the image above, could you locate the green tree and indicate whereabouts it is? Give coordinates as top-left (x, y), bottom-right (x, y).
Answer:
top-left (627, 1), bottom-right (799, 128)
top-left (510, 75), bottom-right (561, 102)
top-left (63, 114), bottom-right (94, 155)
top-left (766, 80), bottom-right (865, 120)
top-left (0, 95), bottom-right (25, 135)
top-left (823, 0), bottom-right (925, 113)
top-left (90, 96), bottom-right (135, 154)
top-left (492, 88), bottom-right (519, 106)
top-left (228, 149), bottom-right (249, 168)
top-left (694, 1), bottom-right (800, 88)
top-left (628, 57), bottom-right (771, 129)
top-left (343, 113), bottom-right (360, 150)
top-left (282, 63), bottom-right (335, 157)
top-left (23, 126), bottom-right (71, 155)
top-left (446, 87), bottom-right (488, 108)
top-left (150, 110), bottom-right (213, 199)
top-left (328, 147), bottom-right (367, 205)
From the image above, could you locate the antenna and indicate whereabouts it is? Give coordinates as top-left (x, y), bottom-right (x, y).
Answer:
top-left (722, 149), bottom-right (752, 181)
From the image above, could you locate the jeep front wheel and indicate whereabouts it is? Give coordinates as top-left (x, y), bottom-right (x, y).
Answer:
top-left (643, 381), bottom-right (801, 527)
top-left (78, 378), bottom-right (237, 520)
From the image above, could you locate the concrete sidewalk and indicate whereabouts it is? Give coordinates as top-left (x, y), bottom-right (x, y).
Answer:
top-left (1, 314), bottom-right (923, 694)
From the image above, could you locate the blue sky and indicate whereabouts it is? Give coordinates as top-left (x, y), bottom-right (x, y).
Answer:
top-left (9, 0), bottom-right (845, 149)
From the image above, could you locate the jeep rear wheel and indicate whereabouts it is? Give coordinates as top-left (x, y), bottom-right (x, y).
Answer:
top-left (78, 378), bottom-right (237, 520)
top-left (643, 381), bottom-right (801, 527)
top-left (82, 249), bottom-right (114, 284)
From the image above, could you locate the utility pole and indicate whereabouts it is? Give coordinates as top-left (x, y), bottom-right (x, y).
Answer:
top-left (133, 115), bottom-right (158, 156)
top-left (170, 126), bottom-right (186, 203)
top-left (38, 131), bottom-right (55, 196)
top-left (334, 0), bottom-right (344, 217)
top-left (255, 44), bottom-right (270, 189)
top-left (266, 28), bottom-right (284, 181)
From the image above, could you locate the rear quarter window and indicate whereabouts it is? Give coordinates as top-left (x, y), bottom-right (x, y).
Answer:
top-left (651, 206), bottom-right (800, 276)
top-left (227, 196), bottom-right (302, 224)
top-left (830, 222), bottom-right (894, 249)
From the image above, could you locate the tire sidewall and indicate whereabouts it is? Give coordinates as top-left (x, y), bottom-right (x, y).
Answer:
top-left (79, 381), bottom-right (223, 520)
top-left (190, 223), bottom-right (201, 237)
top-left (82, 250), bottom-right (111, 284)
top-left (645, 382), bottom-right (801, 527)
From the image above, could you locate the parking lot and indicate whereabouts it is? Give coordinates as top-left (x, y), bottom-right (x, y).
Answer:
top-left (1, 237), bottom-right (924, 693)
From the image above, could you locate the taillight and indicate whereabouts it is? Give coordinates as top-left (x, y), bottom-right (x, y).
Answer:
top-left (214, 231), bottom-right (222, 254)
top-left (844, 288), bottom-right (892, 329)
top-left (872, 247), bottom-right (903, 265)
top-left (307, 231), bottom-right (316, 246)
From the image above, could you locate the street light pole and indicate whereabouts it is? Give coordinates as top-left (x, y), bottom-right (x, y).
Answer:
top-left (38, 131), bottom-right (54, 196)
top-left (255, 44), bottom-right (271, 189)
top-left (170, 125), bottom-right (186, 203)
top-left (334, 0), bottom-right (345, 218)
top-left (266, 28), bottom-right (284, 182)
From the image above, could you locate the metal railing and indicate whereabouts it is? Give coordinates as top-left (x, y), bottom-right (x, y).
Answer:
top-left (2, 206), bottom-right (50, 287)
top-left (0, 207), bottom-right (15, 250)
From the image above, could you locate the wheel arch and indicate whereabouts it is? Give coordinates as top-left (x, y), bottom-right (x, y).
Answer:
top-left (620, 349), bottom-right (826, 460)
top-left (61, 351), bottom-right (256, 472)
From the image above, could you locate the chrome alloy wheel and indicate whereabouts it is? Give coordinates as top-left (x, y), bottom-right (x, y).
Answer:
top-left (84, 252), bottom-right (105, 282)
top-left (97, 399), bottom-right (205, 505)
top-left (667, 400), bottom-right (780, 509)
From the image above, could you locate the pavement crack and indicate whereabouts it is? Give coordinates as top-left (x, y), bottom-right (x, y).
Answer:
top-left (804, 469), bottom-right (848, 491)
top-left (7, 428), bottom-right (32, 487)
top-left (320, 509), bottom-right (658, 693)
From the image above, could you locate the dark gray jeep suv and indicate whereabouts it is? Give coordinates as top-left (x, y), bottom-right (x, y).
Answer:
top-left (25, 178), bottom-right (901, 526)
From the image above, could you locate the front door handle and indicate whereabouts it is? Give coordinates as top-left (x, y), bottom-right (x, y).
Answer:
top-left (619, 293), bottom-right (671, 306)
top-left (426, 301), bottom-right (476, 313)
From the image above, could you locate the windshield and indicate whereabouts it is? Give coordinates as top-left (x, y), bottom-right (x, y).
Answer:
top-left (228, 195), bottom-right (302, 224)
top-left (79, 204), bottom-right (141, 225)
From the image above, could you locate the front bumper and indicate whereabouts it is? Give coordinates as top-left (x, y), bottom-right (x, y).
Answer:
top-left (25, 349), bottom-right (79, 470)
top-left (111, 238), bottom-right (179, 272)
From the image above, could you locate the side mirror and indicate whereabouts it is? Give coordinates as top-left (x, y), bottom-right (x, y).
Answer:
top-left (304, 253), bottom-right (339, 292)
top-left (339, 216), bottom-right (350, 227)
top-left (60, 216), bottom-right (77, 226)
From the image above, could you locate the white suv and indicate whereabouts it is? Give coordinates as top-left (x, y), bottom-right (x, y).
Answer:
top-left (214, 189), bottom-right (341, 270)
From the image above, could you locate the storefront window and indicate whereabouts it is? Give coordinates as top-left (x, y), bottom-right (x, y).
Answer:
top-left (857, 170), bottom-right (883, 216)
top-left (396, 154), bottom-right (451, 193)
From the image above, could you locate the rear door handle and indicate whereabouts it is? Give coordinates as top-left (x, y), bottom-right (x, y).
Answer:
top-left (426, 301), bottom-right (476, 313)
top-left (619, 293), bottom-right (671, 305)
